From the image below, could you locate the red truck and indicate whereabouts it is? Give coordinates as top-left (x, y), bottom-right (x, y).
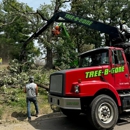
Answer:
top-left (49, 45), bottom-right (130, 130)
top-left (25, 12), bottom-right (130, 130)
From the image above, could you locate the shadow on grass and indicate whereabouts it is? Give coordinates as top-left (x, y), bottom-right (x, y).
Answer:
top-left (11, 111), bottom-right (27, 121)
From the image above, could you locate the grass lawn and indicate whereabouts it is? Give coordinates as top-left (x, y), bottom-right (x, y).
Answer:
top-left (0, 87), bottom-right (53, 122)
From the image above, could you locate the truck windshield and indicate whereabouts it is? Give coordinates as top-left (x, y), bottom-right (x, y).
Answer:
top-left (79, 49), bottom-right (109, 67)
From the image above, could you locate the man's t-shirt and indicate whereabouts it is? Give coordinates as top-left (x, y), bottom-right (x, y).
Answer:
top-left (26, 83), bottom-right (37, 98)
top-left (122, 24), bottom-right (130, 33)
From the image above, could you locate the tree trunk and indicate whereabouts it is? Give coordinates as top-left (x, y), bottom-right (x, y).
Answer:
top-left (45, 46), bottom-right (53, 69)
top-left (0, 43), bottom-right (11, 64)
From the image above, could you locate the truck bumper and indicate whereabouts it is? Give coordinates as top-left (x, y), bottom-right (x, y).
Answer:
top-left (48, 94), bottom-right (81, 110)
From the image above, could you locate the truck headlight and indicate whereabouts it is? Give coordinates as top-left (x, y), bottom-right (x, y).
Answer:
top-left (74, 85), bottom-right (80, 93)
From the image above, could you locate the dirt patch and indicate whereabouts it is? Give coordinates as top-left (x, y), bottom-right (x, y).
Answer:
top-left (0, 104), bottom-right (53, 124)
top-left (0, 64), bottom-right (8, 70)
top-left (0, 112), bottom-right (64, 130)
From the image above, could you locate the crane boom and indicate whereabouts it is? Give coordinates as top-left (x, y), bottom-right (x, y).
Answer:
top-left (24, 12), bottom-right (123, 46)
top-left (20, 11), bottom-right (126, 61)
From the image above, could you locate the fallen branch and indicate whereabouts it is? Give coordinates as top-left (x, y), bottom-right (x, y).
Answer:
top-left (36, 83), bottom-right (49, 91)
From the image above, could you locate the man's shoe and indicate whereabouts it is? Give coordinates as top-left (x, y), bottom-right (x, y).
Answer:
top-left (28, 117), bottom-right (31, 121)
top-left (35, 114), bottom-right (38, 117)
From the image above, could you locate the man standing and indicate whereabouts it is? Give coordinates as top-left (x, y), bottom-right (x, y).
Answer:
top-left (24, 76), bottom-right (39, 121)
top-left (0, 57), bottom-right (2, 65)
top-left (119, 20), bottom-right (130, 41)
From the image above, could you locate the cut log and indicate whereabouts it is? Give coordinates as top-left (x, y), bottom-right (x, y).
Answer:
top-left (36, 83), bottom-right (49, 91)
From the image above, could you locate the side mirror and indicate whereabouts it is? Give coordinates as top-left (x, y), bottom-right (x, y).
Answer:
top-left (120, 60), bottom-right (125, 65)
top-left (127, 61), bottom-right (130, 72)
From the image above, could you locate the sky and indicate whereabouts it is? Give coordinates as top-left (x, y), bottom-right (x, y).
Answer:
top-left (0, 0), bottom-right (70, 11)
top-left (18, 0), bottom-right (51, 10)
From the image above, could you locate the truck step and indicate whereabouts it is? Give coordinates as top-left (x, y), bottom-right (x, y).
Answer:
top-left (119, 93), bottom-right (130, 97)
top-left (123, 109), bottom-right (130, 112)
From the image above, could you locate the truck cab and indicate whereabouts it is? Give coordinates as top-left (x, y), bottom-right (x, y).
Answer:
top-left (48, 46), bottom-right (130, 130)
top-left (79, 46), bottom-right (130, 90)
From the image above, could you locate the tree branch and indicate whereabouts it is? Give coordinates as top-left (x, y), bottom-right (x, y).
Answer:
top-left (0, 16), bottom-right (17, 27)
top-left (36, 10), bottom-right (48, 21)
top-left (5, 2), bottom-right (38, 24)
top-left (36, 83), bottom-right (49, 91)
top-left (62, 0), bottom-right (71, 3)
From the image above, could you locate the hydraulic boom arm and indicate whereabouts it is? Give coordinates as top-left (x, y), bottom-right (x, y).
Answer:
top-left (20, 12), bottom-right (125, 61)
top-left (24, 12), bottom-right (123, 46)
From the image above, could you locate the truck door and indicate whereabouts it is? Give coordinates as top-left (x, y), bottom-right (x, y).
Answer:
top-left (112, 49), bottom-right (130, 90)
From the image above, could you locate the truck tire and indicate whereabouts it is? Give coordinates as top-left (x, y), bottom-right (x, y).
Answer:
top-left (88, 94), bottom-right (118, 130)
top-left (61, 108), bottom-right (80, 117)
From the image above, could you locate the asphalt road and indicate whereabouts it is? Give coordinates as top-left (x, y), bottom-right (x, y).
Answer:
top-left (30, 112), bottom-right (130, 130)
top-left (1, 112), bottom-right (130, 130)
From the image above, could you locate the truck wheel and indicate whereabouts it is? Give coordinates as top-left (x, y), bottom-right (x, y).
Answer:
top-left (61, 108), bottom-right (80, 117)
top-left (89, 95), bottom-right (118, 130)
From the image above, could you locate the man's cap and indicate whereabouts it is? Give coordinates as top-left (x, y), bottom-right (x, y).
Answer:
top-left (29, 76), bottom-right (34, 79)
top-left (29, 76), bottom-right (34, 82)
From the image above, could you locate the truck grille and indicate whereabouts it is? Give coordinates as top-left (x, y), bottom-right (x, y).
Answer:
top-left (50, 74), bottom-right (64, 95)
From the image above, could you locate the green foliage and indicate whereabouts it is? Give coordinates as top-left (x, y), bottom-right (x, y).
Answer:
top-left (54, 39), bottom-right (78, 69)
top-left (71, 0), bottom-right (130, 48)
top-left (1, 0), bottom-right (130, 69)
top-left (0, 59), bottom-right (57, 92)
top-left (34, 69), bottom-right (56, 84)
top-left (0, 0), bottom-right (41, 63)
